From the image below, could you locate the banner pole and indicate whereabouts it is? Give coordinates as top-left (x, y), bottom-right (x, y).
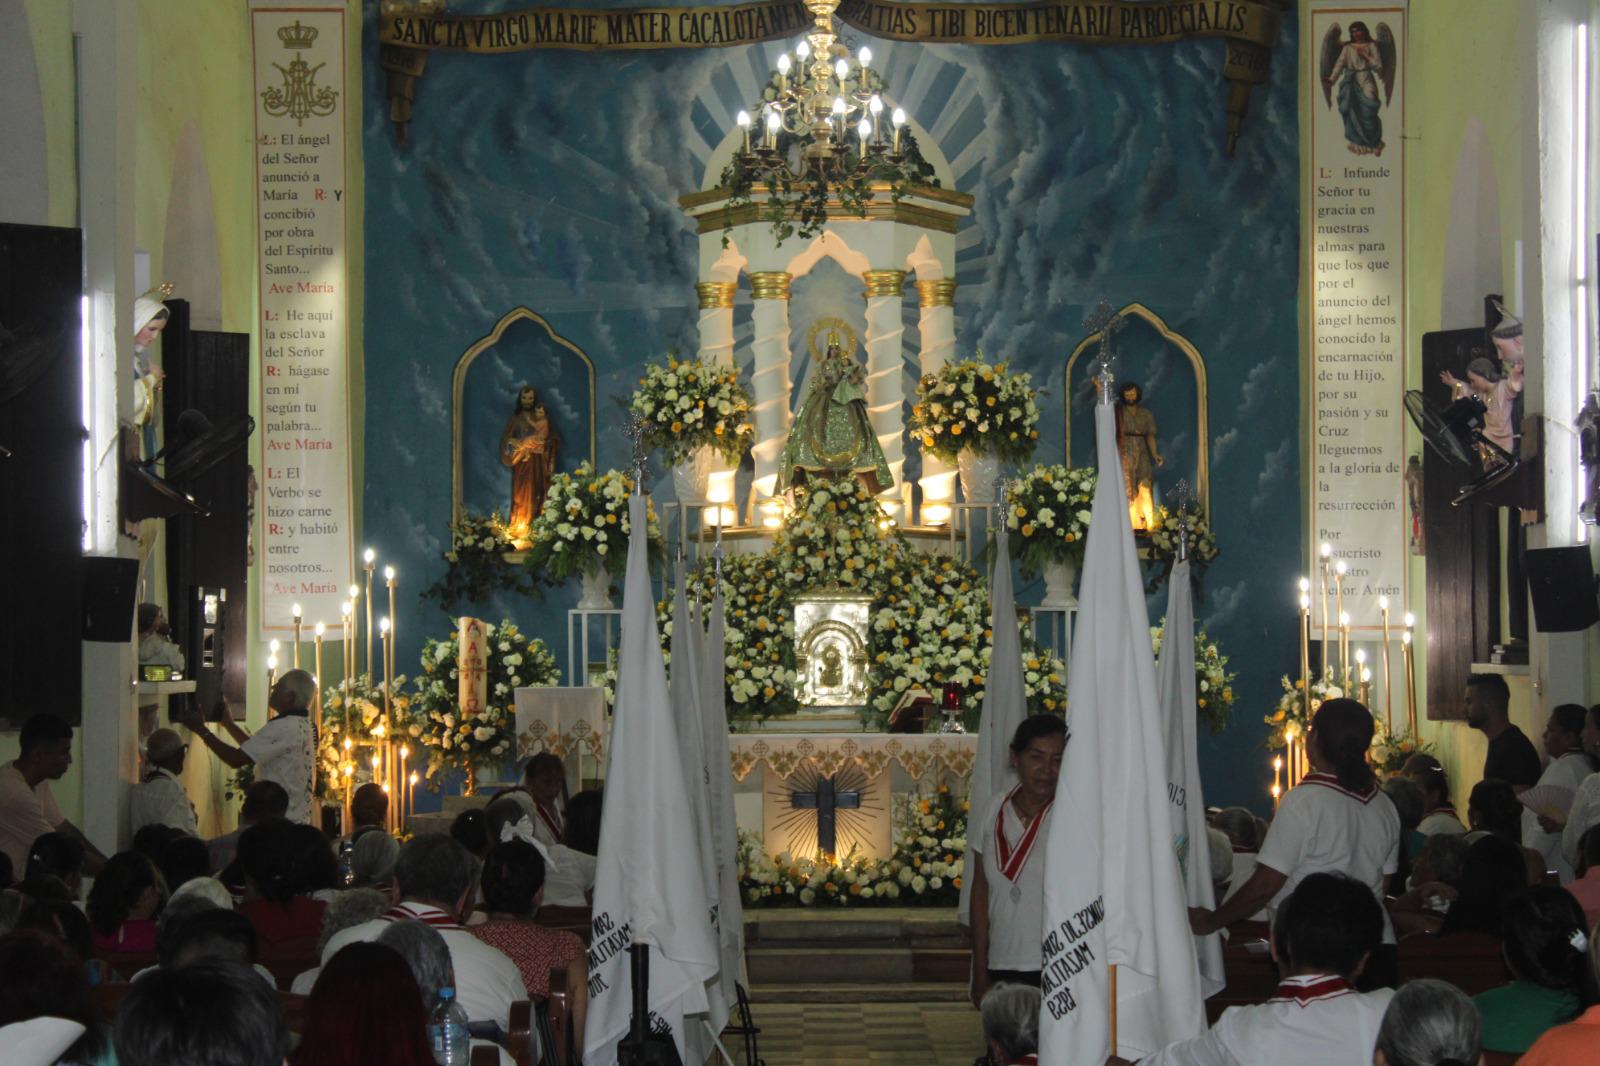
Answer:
top-left (1109, 963), bottom-right (1119, 1057)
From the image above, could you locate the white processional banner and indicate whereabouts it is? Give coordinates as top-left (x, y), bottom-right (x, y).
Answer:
top-left (252, 4), bottom-right (354, 631)
top-left (1305, 1), bottom-right (1408, 628)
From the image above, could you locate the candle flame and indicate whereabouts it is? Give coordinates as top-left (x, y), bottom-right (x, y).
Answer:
top-left (1402, 631), bottom-right (1413, 646)
top-left (1378, 595), bottom-right (1389, 611)
top-left (292, 603), bottom-right (302, 619)
top-left (1298, 576), bottom-right (1310, 592)
top-left (1320, 543), bottom-right (1332, 558)
top-left (1299, 594), bottom-right (1311, 611)
top-left (1273, 756), bottom-right (1283, 771)
top-left (1355, 648), bottom-right (1367, 664)
top-left (349, 584), bottom-right (359, 600)
top-left (315, 622), bottom-right (326, 636)
top-left (1334, 560), bottom-right (1347, 576)
top-left (385, 566), bottom-right (395, 582)
top-left (364, 548), bottom-right (375, 564)
top-left (1403, 612), bottom-right (1415, 628)
top-left (409, 771), bottom-right (419, 786)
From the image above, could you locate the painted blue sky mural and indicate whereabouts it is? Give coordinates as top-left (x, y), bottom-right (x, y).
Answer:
top-left (361, 0), bottom-right (1301, 810)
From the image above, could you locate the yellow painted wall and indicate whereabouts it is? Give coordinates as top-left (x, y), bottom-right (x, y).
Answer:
top-left (11, 1), bottom-right (364, 839)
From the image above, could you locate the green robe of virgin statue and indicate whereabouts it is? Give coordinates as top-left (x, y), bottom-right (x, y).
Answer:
top-left (776, 342), bottom-right (893, 496)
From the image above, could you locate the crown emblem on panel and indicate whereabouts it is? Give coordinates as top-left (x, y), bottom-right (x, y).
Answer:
top-left (277, 20), bottom-right (319, 51)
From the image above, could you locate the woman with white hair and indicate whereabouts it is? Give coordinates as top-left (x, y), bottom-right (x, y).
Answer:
top-left (183, 671), bottom-right (317, 824)
top-left (980, 983), bottom-right (1039, 1065)
top-left (1373, 979), bottom-right (1481, 1066)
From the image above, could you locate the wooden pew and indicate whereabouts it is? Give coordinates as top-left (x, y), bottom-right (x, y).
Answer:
top-left (1395, 932), bottom-right (1506, 996)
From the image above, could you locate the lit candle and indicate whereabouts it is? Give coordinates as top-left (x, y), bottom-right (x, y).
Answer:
top-left (266, 649), bottom-right (278, 697)
top-left (385, 567), bottom-right (398, 701)
top-left (891, 106), bottom-right (906, 154)
top-left (1271, 780), bottom-right (1282, 808)
top-left (313, 621), bottom-right (326, 734)
top-left (1318, 543), bottom-right (1332, 677)
top-left (1298, 587), bottom-right (1312, 727)
top-left (362, 549), bottom-right (376, 678)
top-left (1403, 614), bottom-right (1418, 737)
top-left (1355, 649), bottom-right (1369, 705)
top-left (1360, 665), bottom-right (1373, 707)
top-left (1378, 595), bottom-right (1393, 733)
top-left (400, 745), bottom-right (410, 832)
top-left (1333, 560), bottom-right (1348, 681)
top-left (1338, 611), bottom-right (1351, 688)
top-left (1273, 754), bottom-right (1283, 799)
top-left (291, 604), bottom-right (303, 668)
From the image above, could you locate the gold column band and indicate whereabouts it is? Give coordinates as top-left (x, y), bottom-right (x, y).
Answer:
top-left (696, 281), bottom-right (737, 309)
top-left (747, 271), bottom-right (794, 300)
top-left (915, 278), bottom-right (958, 307)
top-left (862, 269), bottom-right (907, 298)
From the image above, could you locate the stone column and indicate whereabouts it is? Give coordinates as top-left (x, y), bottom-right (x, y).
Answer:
top-left (862, 270), bottom-right (907, 517)
top-left (695, 281), bottom-right (740, 517)
top-left (915, 278), bottom-right (958, 524)
top-left (747, 271), bottom-right (794, 510)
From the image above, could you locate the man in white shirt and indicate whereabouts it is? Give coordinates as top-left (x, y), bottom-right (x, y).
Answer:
top-left (322, 834), bottom-right (526, 1030)
top-left (968, 714), bottom-right (1066, 1006)
top-left (183, 671), bottom-right (317, 825)
top-left (129, 728), bottom-right (198, 837)
top-left (0, 714), bottom-right (107, 876)
top-left (1115, 873), bottom-right (1395, 1066)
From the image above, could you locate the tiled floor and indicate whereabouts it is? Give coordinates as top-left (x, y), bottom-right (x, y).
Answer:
top-left (731, 1001), bottom-right (985, 1066)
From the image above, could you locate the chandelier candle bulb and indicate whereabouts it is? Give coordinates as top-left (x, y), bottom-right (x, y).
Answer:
top-left (736, 110), bottom-right (751, 152)
top-left (765, 108), bottom-right (780, 149)
top-left (891, 106), bottom-right (906, 153)
top-left (857, 118), bottom-right (870, 151)
top-left (776, 52), bottom-right (790, 89)
top-left (797, 39), bottom-right (810, 58)
top-left (834, 57), bottom-right (848, 81)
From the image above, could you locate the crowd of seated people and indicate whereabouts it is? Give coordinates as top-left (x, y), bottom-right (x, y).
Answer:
top-left (0, 731), bottom-right (604, 1066)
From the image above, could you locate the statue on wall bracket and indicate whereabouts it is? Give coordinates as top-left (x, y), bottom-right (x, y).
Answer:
top-left (776, 336), bottom-right (892, 498)
top-left (1115, 381), bottom-right (1163, 533)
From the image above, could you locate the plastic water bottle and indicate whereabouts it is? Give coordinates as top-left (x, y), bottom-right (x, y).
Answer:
top-left (337, 838), bottom-right (355, 886)
top-left (427, 986), bottom-right (470, 1065)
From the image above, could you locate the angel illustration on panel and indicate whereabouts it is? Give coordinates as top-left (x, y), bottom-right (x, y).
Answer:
top-left (1319, 21), bottom-right (1398, 157)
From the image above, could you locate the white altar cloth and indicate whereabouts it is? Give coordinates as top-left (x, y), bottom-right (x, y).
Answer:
top-left (728, 731), bottom-right (978, 783)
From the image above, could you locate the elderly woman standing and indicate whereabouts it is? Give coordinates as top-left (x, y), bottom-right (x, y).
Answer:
top-left (1190, 699), bottom-right (1401, 986)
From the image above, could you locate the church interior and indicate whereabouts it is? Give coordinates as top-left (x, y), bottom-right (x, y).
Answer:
top-left (2, 0), bottom-right (1600, 1063)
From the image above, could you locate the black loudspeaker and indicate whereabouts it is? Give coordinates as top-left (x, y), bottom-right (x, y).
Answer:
top-left (1524, 546), bottom-right (1600, 633)
top-left (82, 557), bottom-right (140, 642)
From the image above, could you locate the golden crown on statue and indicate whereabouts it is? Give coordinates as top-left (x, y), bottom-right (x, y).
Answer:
top-left (277, 20), bottom-right (318, 50)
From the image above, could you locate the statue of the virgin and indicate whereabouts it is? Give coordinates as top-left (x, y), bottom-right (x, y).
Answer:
top-left (776, 339), bottom-right (893, 496)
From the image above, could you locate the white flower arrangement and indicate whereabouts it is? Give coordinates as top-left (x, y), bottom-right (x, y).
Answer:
top-left (1005, 464), bottom-right (1096, 573)
top-left (1266, 673), bottom-right (1346, 743)
top-left (629, 355), bottom-right (755, 467)
top-left (523, 463), bottom-right (662, 581)
top-left (910, 356), bottom-right (1040, 464)
top-left (1149, 619), bottom-right (1237, 734)
top-left (644, 478), bottom-right (1068, 728)
top-left (407, 619), bottom-right (559, 780)
top-left (736, 785), bottom-right (968, 908)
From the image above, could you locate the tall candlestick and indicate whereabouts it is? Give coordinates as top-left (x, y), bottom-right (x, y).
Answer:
top-left (1333, 560), bottom-right (1348, 681)
top-left (266, 650), bottom-right (278, 698)
top-left (1360, 666), bottom-right (1372, 707)
top-left (1338, 611), bottom-right (1351, 689)
top-left (1378, 596), bottom-right (1393, 732)
top-left (362, 549), bottom-right (376, 678)
top-left (1273, 754), bottom-right (1283, 800)
top-left (399, 745), bottom-right (410, 833)
top-left (385, 567), bottom-right (398, 706)
top-left (1298, 585), bottom-right (1312, 729)
top-left (292, 604), bottom-right (303, 668)
top-left (313, 621), bottom-right (326, 726)
top-left (1403, 614), bottom-right (1418, 737)
top-left (1318, 543), bottom-right (1333, 677)
top-left (1271, 780), bottom-right (1282, 809)
top-left (340, 601), bottom-right (354, 735)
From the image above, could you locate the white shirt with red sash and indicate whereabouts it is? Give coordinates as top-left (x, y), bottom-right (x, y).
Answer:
top-left (320, 901), bottom-right (526, 1028)
top-left (1141, 974), bottom-right (1394, 1066)
top-left (1256, 771), bottom-right (1401, 943)
top-left (972, 785), bottom-right (1053, 971)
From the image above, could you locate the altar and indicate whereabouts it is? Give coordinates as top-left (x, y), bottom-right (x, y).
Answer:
top-left (514, 686), bottom-right (975, 864)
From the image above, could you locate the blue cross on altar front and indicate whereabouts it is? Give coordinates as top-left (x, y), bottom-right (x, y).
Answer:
top-left (790, 774), bottom-right (861, 858)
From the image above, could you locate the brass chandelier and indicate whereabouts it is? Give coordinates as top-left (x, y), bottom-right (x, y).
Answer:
top-left (718, 0), bottom-right (936, 243)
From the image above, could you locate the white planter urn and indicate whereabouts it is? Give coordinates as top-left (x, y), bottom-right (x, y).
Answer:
top-left (1041, 557), bottom-right (1080, 609)
top-left (672, 445), bottom-right (716, 504)
top-left (577, 566), bottom-right (614, 610)
top-left (957, 450), bottom-right (1000, 505)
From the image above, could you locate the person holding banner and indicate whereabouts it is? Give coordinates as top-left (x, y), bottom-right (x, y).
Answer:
top-left (1119, 873), bottom-right (1395, 1066)
top-left (1189, 699), bottom-right (1400, 986)
top-left (968, 713), bottom-right (1065, 1005)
